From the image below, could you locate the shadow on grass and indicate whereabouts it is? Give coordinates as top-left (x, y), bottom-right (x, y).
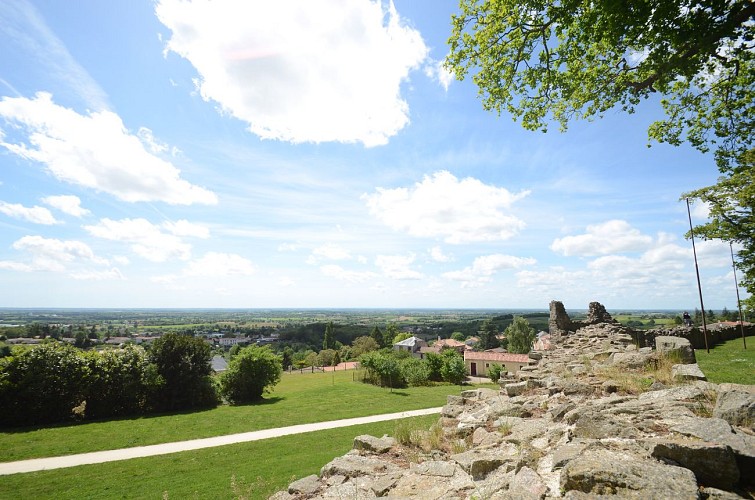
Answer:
top-left (229, 396), bottom-right (284, 407)
top-left (1, 397), bottom-right (283, 434)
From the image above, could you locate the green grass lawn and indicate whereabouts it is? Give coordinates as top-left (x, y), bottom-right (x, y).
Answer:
top-left (0, 414), bottom-right (440, 500)
top-left (696, 336), bottom-right (755, 384)
top-left (1, 369), bottom-right (494, 461)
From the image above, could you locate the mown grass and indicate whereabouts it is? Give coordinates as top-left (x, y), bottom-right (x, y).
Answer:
top-left (696, 336), bottom-right (755, 384)
top-left (0, 414), bottom-right (439, 500)
top-left (1, 369), bottom-right (492, 461)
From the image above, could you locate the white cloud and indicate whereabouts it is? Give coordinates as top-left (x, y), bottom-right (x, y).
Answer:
top-left (424, 59), bottom-right (453, 91)
top-left (183, 252), bottom-right (255, 277)
top-left (320, 264), bottom-right (377, 283)
top-left (84, 218), bottom-right (192, 262)
top-left (41, 194), bottom-right (90, 217)
top-left (375, 253), bottom-right (423, 280)
top-left (278, 276), bottom-right (295, 287)
top-left (163, 219), bottom-right (210, 238)
top-left (429, 246), bottom-right (453, 263)
top-left (517, 237), bottom-right (735, 303)
top-left (0, 235), bottom-right (108, 273)
top-left (550, 220), bottom-right (653, 256)
top-left (0, 92), bottom-right (217, 205)
top-left (688, 200), bottom-right (711, 220)
top-left (0, 201), bottom-right (58, 224)
top-left (443, 253), bottom-right (536, 286)
top-left (309, 243), bottom-right (352, 263)
top-left (363, 171), bottom-right (529, 243)
top-left (151, 252), bottom-right (255, 286)
top-left (155, 0), bottom-right (428, 146)
top-left (70, 268), bottom-right (125, 281)
top-left (277, 242), bottom-right (301, 252)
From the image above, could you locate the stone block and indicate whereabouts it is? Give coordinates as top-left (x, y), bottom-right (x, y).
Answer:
top-left (655, 335), bottom-right (696, 363)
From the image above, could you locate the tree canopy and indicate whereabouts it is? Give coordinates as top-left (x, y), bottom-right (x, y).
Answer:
top-left (446, 0), bottom-right (754, 171)
top-left (505, 317), bottom-right (536, 354)
top-left (684, 148), bottom-right (755, 310)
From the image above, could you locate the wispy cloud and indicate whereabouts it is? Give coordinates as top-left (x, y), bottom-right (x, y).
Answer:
top-left (84, 218), bottom-right (193, 262)
top-left (0, 200), bottom-right (59, 225)
top-left (444, 253), bottom-right (536, 287)
top-left (0, 0), bottom-right (109, 110)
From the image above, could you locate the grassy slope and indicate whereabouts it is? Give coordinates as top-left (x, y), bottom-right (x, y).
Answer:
top-left (1, 369), bottom-right (493, 461)
top-left (0, 415), bottom-right (439, 500)
top-left (696, 336), bottom-right (755, 384)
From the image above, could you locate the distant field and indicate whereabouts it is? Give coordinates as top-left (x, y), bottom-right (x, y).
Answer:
top-left (696, 337), bottom-right (755, 384)
top-left (613, 314), bottom-right (677, 329)
top-left (1, 369), bottom-right (495, 461)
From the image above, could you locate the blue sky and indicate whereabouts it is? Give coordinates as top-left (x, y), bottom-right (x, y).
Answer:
top-left (0, 0), bottom-right (743, 310)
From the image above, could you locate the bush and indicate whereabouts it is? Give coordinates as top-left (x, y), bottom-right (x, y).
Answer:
top-left (0, 342), bottom-right (91, 426)
top-left (83, 345), bottom-right (151, 419)
top-left (147, 333), bottom-right (218, 411)
top-left (487, 363), bottom-right (503, 382)
top-left (424, 352), bottom-right (444, 381)
top-left (359, 351), bottom-right (406, 388)
top-left (219, 345), bottom-right (282, 404)
top-left (401, 357), bottom-right (431, 386)
top-left (440, 350), bottom-right (467, 385)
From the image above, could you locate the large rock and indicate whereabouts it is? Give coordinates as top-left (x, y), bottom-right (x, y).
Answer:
top-left (287, 474), bottom-right (320, 495)
top-left (451, 443), bottom-right (519, 479)
top-left (610, 351), bottom-right (653, 369)
top-left (714, 383), bottom-right (755, 429)
top-left (655, 335), bottom-right (696, 364)
top-left (505, 466), bottom-right (549, 500)
top-left (671, 363), bottom-right (707, 381)
top-left (352, 434), bottom-right (395, 454)
top-left (647, 439), bottom-right (740, 490)
top-left (560, 448), bottom-right (699, 498)
top-left (390, 462), bottom-right (475, 498)
top-left (320, 453), bottom-right (399, 479)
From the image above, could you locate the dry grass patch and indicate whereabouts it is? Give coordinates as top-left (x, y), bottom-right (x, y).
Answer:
top-left (595, 351), bottom-right (686, 395)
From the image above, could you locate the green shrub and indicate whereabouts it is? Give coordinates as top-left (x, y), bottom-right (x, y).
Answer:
top-left (219, 345), bottom-right (282, 404)
top-left (0, 342), bottom-right (91, 426)
top-left (147, 333), bottom-right (218, 411)
top-left (487, 363), bottom-right (503, 382)
top-left (401, 357), bottom-right (431, 386)
top-left (359, 351), bottom-right (406, 388)
top-left (440, 350), bottom-right (466, 385)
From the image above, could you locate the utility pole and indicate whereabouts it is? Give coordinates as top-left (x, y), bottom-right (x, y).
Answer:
top-left (730, 243), bottom-right (747, 349)
top-left (687, 199), bottom-right (710, 353)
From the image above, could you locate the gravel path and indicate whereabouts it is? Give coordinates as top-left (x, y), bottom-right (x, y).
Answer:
top-left (0, 407), bottom-right (442, 475)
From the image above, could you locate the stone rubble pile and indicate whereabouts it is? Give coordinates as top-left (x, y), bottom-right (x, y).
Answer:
top-left (272, 306), bottom-right (754, 499)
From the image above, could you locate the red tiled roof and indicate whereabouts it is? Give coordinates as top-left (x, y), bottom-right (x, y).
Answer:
top-left (464, 351), bottom-right (530, 363)
top-left (435, 338), bottom-right (466, 348)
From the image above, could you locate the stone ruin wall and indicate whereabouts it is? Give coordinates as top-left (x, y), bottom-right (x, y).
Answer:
top-left (274, 299), bottom-right (755, 499)
top-left (549, 300), bottom-right (754, 350)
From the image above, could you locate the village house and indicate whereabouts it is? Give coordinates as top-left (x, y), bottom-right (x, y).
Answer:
top-left (533, 331), bottom-right (552, 350)
top-left (463, 351), bottom-right (531, 377)
top-left (218, 336), bottom-right (251, 348)
top-left (393, 336), bottom-right (428, 357)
